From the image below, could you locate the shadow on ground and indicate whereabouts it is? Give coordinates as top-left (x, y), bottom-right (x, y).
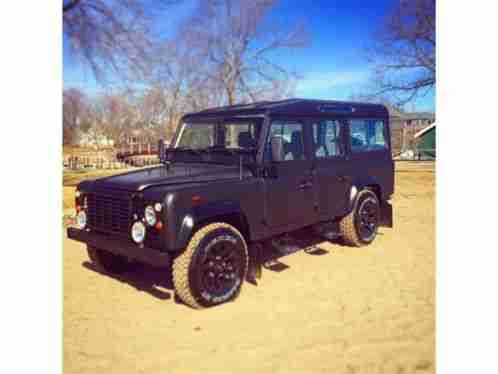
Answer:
top-left (83, 261), bottom-right (175, 301)
top-left (257, 228), bottom-right (336, 273)
top-left (81, 227), bottom-right (340, 303)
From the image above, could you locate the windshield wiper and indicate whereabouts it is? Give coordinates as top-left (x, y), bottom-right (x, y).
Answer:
top-left (167, 147), bottom-right (204, 155)
top-left (204, 145), bottom-right (257, 155)
top-left (166, 146), bottom-right (257, 160)
top-left (204, 145), bottom-right (237, 155)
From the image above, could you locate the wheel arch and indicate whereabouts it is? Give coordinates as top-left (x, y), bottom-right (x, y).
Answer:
top-left (175, 201), bottom-right (251, 250)
top-left (346, 180), bottom-right (392, 228)
top-left (346, 178), bottom-right (382, 215)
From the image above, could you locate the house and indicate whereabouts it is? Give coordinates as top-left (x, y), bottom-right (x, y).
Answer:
top-left (119, 129), bottom-right (146, 146)
top-left (76, 130), bottom-right (114, 148)
top-left (414, 123), bottom-right (436, 159)
top-left (403, 112), bottom-right (435, 128)
top-left (119, 126), bottom-right (160, 146)
top-left (387, 105), bottom-right (435, 130)
top-left (386, 105), bottom-right (435, 155)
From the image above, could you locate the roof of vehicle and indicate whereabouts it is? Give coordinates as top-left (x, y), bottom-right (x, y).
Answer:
top-left (182, 98), bottom-right (389, 120)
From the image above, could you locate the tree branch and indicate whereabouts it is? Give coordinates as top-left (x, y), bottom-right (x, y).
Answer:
top-left (63, 0), bottom-right (82, 14)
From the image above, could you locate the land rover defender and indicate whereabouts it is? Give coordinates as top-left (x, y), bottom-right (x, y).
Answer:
top-left (67, 99), bottom-right (394, 308)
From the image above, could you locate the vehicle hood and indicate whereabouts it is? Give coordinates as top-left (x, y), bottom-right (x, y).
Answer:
top-left (93, 163), bottom-right (248, 192)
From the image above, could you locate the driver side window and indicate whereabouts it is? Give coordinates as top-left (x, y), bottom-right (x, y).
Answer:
top-left (312, 120), bottom-right (343, 158)
top-left (265, 122), bottom-right (306, 162)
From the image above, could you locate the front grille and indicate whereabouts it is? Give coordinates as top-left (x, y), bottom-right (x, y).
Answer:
top-left (87, 191), bottom-right (132, 235)
top-left (86, 189), bottom-right (164, 250)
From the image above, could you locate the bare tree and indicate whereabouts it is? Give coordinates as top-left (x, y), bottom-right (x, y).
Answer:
top-left (368, 0), bottom-right (435, 106)
top-left (63, 0), bottom-right (178, 82)
top-left (144, 38), bottom-right (225, 139)
top-left (63, 88), bottom-right (91, 145)
top-left (148, 41), bottom-right (196, 136)
top-left (91, 93), bottom-right (141, 146)
top-left (349, 93), bottom-right (404, 112)
top-left (180, 0), bottom-right (309, 105)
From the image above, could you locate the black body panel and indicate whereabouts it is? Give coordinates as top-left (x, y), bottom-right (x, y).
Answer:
top-left (94, 163), bottom-right (251, 192)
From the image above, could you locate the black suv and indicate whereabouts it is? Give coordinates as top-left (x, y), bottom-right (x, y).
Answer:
top-left (67, 99), bottom-right (394, 308)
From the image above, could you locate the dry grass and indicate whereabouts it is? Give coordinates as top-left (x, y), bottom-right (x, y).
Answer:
top-left (63, 146), bottom-right (116, 158)
top-left (63, 169), bottom-right (124, 187)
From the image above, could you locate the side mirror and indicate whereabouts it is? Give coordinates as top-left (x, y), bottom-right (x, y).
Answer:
top-left (158, 139), bottom-right (165, 163)
top-left (270, 136), bottom-right (285, 162)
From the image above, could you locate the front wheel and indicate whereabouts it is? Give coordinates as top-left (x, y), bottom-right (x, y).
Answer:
top-left (339, 189), bottom-right (380, 247)
top-left (172, 223), bottom-right (248, 309)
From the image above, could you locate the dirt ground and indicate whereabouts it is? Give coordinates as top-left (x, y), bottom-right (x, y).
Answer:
top-left (63, 161), bottom-right (435, 374)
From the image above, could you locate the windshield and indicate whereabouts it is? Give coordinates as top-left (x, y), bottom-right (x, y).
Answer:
top-left (175, 120), bottom-right (261, 150)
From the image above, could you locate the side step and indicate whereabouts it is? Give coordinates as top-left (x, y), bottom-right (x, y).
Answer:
top-left (271, 235), bottom-right (301, 255)
top-left (313, 221), bottom-right (342, 241)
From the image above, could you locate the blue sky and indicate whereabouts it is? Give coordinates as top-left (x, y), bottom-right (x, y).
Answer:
top-left (63, 0), bottom-right (435, 112)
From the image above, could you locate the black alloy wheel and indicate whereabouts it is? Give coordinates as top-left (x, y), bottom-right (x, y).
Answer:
top-left (173, 223), bottom-right (248, 308)
top-left (339, 189), bottom-right (380, 247)
top-left (197, 237), bottom-right (244, 299)
top-left (355, 195), bottom-right (379, 242)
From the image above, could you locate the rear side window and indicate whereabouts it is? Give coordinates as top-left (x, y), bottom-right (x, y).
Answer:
top-left (312, 120), bottom-right (343, 158)
top-left (349, 120), bottom-right (387, 153)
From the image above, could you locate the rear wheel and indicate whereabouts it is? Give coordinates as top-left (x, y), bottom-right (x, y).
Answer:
top-left (339, 189), bottom-right (380, 247)
top-left (87, 246), bottom-right (137, 274)
top-left (172, 223), bottom-right (248, 309)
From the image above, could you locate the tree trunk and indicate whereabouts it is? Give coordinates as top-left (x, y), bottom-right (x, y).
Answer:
top-left (227, 87), bottom-right (236, 105)
top-left (226, 86), bottom-right (237, 146)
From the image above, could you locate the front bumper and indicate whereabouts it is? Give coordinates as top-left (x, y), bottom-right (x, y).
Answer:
top-left (67, 227), bottom-right (170, 267)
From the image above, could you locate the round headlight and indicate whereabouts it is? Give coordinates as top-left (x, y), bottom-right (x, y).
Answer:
top-left (131, 221), bottom-right (146, 243)
top-left (75, 190), bottom-right (81, 198)
top-left (154, 203), bottom-right (162, 212)
top-left (144, 205), bottom-right (157, 226)
top-left (76, 210), bottom-right (87, 229)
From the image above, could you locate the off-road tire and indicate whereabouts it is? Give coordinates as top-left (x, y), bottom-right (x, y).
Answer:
top-left (339, 189), bottom-right (380, 247)
top-left (87, 246), bottom-right (137, 274)
top-left (172, 223), bottom-right (248, 309)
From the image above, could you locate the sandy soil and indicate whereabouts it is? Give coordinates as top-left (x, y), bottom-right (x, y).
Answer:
top-left (63, 162), bottom-right (435, 374)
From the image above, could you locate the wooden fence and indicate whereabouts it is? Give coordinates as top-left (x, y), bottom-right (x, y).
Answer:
top-left (64, 155), bottom-right (160, 170)
top-left (64, 143), bottom-right (163, 170)
top-left (116, 143), bottom-right (160, 161)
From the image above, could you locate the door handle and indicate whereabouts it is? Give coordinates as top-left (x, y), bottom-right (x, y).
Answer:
top-left (299, 181), bottom-right (313, 190)
top-left (337, 175), bottom-right (348, 182)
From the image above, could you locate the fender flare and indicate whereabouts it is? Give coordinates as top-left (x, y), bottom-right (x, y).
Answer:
top-left (175, 201), bottom-right (248, 250)
top-left (345, 177), bottom-right (382, 215)
top-left (345, 179), bottom-right (392, 228)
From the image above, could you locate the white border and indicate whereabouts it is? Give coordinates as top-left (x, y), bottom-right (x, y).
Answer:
top-left (438, 0), bottom-right (498, 372)
top-left (1, 2), bottom-right (62, 373)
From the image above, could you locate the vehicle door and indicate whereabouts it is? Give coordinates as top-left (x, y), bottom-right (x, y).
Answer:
top-left (310, 119), bottom-right (351, 218)
top-left (345, 118), bottom-right (394, 197)
top-left (263, 119), bottom-right (317, 231)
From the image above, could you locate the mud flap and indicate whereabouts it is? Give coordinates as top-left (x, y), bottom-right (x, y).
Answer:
top-left (380, 201), bottom-right (393, 228)
top-left (246, 243), bottom-right (262, 285)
